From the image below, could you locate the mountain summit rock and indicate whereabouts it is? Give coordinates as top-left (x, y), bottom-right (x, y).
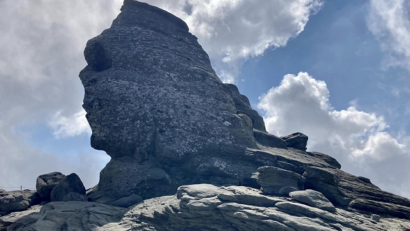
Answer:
top-left (2, 1), bottom-right (410, 230)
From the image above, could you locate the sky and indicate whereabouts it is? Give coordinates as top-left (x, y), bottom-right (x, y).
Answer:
top-left (0, 0), bottom-right (409, 198)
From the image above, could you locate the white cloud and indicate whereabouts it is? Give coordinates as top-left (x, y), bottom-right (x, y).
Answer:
top-left (258, 72), bottom-right (410, 197)
top-left (50, 110), bottom-right (91, 139)
top-left (0, 0), bottom-right (122, 190)
top-left (142, 0), bottom-right (323, 81)
top-left (367, 0), bottom-right (410, 72)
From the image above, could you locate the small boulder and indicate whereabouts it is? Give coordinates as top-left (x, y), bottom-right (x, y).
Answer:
top-left (281, 132), bottom-right (308, 151)
top-left (0, 190), bottom-right (41, 213)
top-left (63, 192), bottom-right (88, 202)
top-left (253, 129), bottom-right (287, 149)
top-left (256, 166), bottom-right (305, 195)
top-left (111, 194), bottom-right (143, 208)
top-left (306, 152), bottom-right (341, 169)
top-left (289, 189), bottom-right (336, 212)
top-left (371, 214), bottom-right (381, 222)
top-left (278, 186), bottom-right (298, 196)
top-left (50, 173), bottom-right (86, 202)
top-left (36, 172), bottom-right (65, 201)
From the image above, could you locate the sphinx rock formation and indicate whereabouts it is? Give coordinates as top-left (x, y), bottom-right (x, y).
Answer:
top-left (2, 1), bottom-right (410, 231)
top-left (79, 0), bottom-right (410, 219)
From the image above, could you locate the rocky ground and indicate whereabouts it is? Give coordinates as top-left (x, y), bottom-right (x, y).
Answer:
top-left (2, 184), bottom-right (410, 231)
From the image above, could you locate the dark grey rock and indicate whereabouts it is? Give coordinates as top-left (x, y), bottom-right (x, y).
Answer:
top-left (71, 0), bottom-right (410, 226)
top-left (306, 152), bottom-right (341, 169)
top-left (256, 166), bottom-right (305, 195)
top-left (278, 186), bottom-right (298, 196)
top-left (0, 205), bottom-right (41, 230)
top-left (62, 192), bottom-right (88, 202)
top-left (253, 129), bottom-right (287, 149)
top-left (111, 194), bottom-right (143, 208)
top-left (349, 198), bottom-right (410, 219)
top-left (81, 0), bottom-right (263, 203)
top-left (7, 202), bottom-right (126, 231)
top-left (358, 176), bottom-right (372, 184)
top-left (36, 172), bottom-right (65, 201)
top-left (289, 189), bottom-right (336, 212)
top-left (0, 190), bottom-right (41, 213)
top-left (281, 132), bottom-right (308, 151)
top-left (371, 214), bottom-right (381, 222)
top-left (50, 173), bottom-right (86, 202)
top-left (225, 84), bottom-right (266, 132)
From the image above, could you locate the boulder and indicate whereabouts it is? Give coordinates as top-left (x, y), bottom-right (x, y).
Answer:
top-left (63, 192), bottom-right (88, 202)
top-left (278, 186), bottom-right (298, 196)
top-left (50, 173), bottom-right (86, 202)
top-left (371, 214), bottom-right (381, 222)
top-left (306, 152), bottom-right (341, 169)
top-left (36, 172), bottom-right (65, 201)
top-left (0, 190), bottom-right (41, 213)
top-left (111, 194), bottom-right (143, 208)
top-left (253, 129), bottom-right (287, 149)
top-left (281, 132), bottom-right (308, 151)
top-left (256, 166), bottom-right (305, 195)
top-left (289, 189), bottom-right (336, 212)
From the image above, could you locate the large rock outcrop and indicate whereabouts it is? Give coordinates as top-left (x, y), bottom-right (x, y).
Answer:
top-left (81, 0), bottom-right (259, 203)
top-left (77, 1), bottom-right (410, 223)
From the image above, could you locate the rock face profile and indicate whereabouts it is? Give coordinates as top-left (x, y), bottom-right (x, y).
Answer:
top-left (2, 1), bottom-right (410, 230)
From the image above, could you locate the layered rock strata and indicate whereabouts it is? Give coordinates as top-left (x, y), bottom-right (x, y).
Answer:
top-left (6, 185), bottom-right (410, 231)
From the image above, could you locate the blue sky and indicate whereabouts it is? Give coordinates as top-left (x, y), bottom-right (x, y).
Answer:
top-left (1, 0), bottom-right (410, 198)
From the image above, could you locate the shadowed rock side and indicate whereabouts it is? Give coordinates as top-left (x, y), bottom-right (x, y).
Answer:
top-left (76, 0), bottom-right (410, 224)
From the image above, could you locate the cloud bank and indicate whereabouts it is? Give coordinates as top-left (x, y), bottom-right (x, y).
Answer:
top-left (367, 0), bottom-right (410, 73)
top-left (0, 0), bottom-right (122, 189)
top-left (143, 0), bottom-right (323, 82)
top-left (258, 72), bottom-right (410, 197)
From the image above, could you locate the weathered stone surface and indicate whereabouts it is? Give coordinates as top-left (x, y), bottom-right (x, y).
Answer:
top-left (289, 190), bottom-right (336, 212)
top-left (349, 198), bottom-right (410, 219)
top-left (0, 190), bottom-right (41, 213)
top-left (62, 192), bottom-right (88, 202)
top-left (225, 84), bottom-right (266, 132)
top-left (306, 152), bottom-right (341, 169)
top-left (278, 186), bottom-right (298, 196)
top-left (80, 0), bottom-right (276, 203)
top-left (218, 185), bottom-right (284, 207)
top-left (36, 172), bottom-right (65, 201)
top-left (0, 205), bottom-right (41, 230)
top-left (8, 184), bottom-right (410, 231)
top-left (8, 202), bottom-right (126, 231)
top-left (253, 129), bottom-right (287, 149)
top-left (256, 166), bottom-right (305, 195)
top-left (111, 194), bottom-right (143, 208)
top-left (281, 132), bottom-right (308, 151)
top-left (50, 173), bottom-right (86, 202)
top-left (371, 214), bottom-right (381, 222)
